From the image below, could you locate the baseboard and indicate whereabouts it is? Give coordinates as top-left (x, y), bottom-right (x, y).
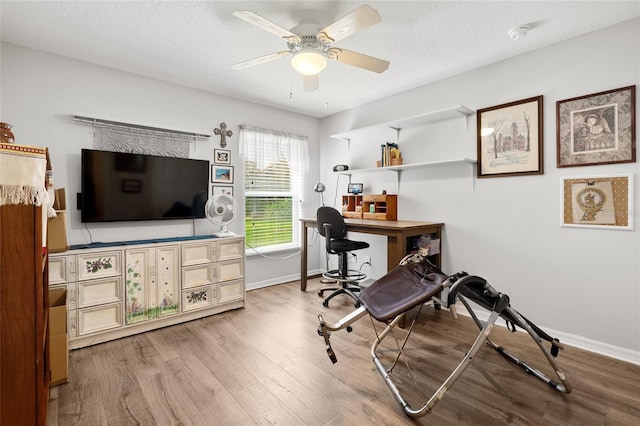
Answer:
top-left (453, 302), bottom-right (640, 366)
top-left (245, 269), bottom-right (324, 291)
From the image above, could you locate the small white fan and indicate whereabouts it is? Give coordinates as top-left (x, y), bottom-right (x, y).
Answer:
top-left (205, 194), bottom-right (239, 237)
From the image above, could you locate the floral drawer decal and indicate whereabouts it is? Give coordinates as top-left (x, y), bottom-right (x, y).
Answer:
top-left (86, 258), bottom-right (113, 273)
top-left (77, 251), bottom-right (122, 281)
top-left (182, 286), bottom-right (214, 312)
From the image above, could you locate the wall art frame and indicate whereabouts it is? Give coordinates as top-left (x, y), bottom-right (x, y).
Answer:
top-left (211, 165), bottom-right (234, 184)
top-left (212, 185), bottom-right (233, 197)
top-left (561, 173), bottom-right (633, 230)
top-left (556, 85), bottom-right (636, 168)
top-left (214, 148), bottom-right (231, 165)
top-left (477, 95), bottom-right (543, 178)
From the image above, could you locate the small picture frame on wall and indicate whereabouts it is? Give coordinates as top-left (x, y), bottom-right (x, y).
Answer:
top-left (214, 149), bottom-right (231, 165)
top-left (561, 173), bottom-right (633, 230)
top-left (556, 85), bottom-right (636, 168)
top-left (212, 186), bottom-right (233, 197)
top-left (211, 165), bottom-right (234, 184)
top-left (476, 95), bottom-right (544, 178)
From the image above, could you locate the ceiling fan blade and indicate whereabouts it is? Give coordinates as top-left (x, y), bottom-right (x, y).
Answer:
top-left (231, 51), bottom-right (291, 70)
top-left (317, 5), bottom-right (381, 45)
top-left (302, 74), bottom-right (319, 92)
top-left (326, 48), bottom-right (389, 73)
top-left (233, 11), bottom-right (301, 44)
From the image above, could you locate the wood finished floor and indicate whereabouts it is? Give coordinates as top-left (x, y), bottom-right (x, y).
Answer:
top-left (47, 278), bottom-right (640, 425)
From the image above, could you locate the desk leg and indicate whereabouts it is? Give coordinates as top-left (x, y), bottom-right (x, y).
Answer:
top-left (301, 221), bottom-right (308, 291)
top-left (386, 234), bottom-right (405, 270)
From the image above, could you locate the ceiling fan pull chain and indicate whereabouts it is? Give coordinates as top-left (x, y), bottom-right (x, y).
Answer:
top-left (324, 67), bottom-right (329, 110)
top-left (290, 68), bottom-right (294, 101)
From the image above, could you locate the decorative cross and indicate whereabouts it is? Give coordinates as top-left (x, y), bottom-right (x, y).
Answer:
top-left (214, 122), bottom-right (233, 148)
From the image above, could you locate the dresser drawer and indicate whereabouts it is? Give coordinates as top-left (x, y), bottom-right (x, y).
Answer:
top-left (218, 279), bottom-right (244, 304)
top-left (181, 242), bottom-right (214, 266)
top-left (76, 251), bottom-right (122, 281)
top-left (217, 259), bottom-right (243, 283)
top-left (182, 285), bottom-right (214, 312)
top-left (49, 256), bottom-right (68, 285)
top-left (182, 264), bottom-right (213, 289)
top-left (217, 238), bottom-right (244, 261)
top-left (77, 277), bottom-right (122, 308)
top-left (77, 302), bottom-right (123, 336)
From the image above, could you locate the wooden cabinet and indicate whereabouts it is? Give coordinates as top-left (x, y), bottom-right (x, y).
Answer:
top-left (125, 245), bottom-right (179, 324)
top-left (1, 204), bottom-right (49, 425)
top-left (363, 194), bottom-right (397, 220)
top-left (341, 194), bottom-right (364, 218)
top-left (49, 236), bottom-right (245, 349)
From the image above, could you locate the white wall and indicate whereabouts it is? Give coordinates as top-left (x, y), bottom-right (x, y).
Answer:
top-left (318, 19), bottom-right (640, 363)
top-left (0, 42), bottom-right (323, 289)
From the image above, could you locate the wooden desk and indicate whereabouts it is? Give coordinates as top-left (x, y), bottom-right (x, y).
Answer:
top-left (300, 218), bottom-right (443, 291)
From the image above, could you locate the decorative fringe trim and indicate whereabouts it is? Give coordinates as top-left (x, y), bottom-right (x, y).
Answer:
top-left (0, 185), bottom-right (48, 207)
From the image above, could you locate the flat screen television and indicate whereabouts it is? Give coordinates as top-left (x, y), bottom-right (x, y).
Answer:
top-left (81, 149), bottom-right (209, 223)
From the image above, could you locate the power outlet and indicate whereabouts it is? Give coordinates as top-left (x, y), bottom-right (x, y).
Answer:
top-left (364, 256), bottom-right (372, 265)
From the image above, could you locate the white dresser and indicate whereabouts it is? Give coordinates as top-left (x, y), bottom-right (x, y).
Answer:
top-left (49, 236), bottom-right (245, 349)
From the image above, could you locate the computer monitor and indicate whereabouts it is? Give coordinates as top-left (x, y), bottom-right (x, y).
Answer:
top-left (347, 183), bottom-right (363, 194)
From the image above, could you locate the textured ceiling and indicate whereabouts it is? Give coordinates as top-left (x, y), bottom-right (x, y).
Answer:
top-left (1, 1), bottom-right (639, 118)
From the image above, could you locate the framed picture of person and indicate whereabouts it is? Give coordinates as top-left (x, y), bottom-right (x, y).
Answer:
top-left (214, 149), bottom-right (231, 165)
top-left (556, 86), bottom-right (636, 167)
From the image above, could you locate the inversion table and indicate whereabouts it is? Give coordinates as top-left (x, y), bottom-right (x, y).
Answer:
top-left (317, 255), bottom-right (572, 418)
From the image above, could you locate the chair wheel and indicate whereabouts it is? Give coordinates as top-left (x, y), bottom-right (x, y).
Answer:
top-left (346, 326), bottom-right (353, 333)
top-left (318, 291), bottom-right (323, 297)
top-left (354, 301), bottom-right (361, 308)
top-left (323, 300), bottom-right (329, 307)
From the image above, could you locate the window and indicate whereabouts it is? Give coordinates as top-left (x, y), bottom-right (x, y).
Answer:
top-left (240, 126), bottom-right (309, 252)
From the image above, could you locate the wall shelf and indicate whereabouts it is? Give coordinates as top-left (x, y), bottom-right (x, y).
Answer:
top-left (330, 105), bottom-right (474, 142)
top-left (334, 158), bottom-right (476, 176)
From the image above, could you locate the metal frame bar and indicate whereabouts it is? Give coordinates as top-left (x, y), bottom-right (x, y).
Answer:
top-left (72, 114), bottom-right (211, 139)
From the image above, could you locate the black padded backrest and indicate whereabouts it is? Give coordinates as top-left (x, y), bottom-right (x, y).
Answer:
top-left (317, 206), bottom-right (347, 240)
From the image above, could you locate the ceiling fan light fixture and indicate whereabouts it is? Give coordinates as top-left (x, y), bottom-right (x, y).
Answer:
top-left (291, 49), bottom-right (326, 75)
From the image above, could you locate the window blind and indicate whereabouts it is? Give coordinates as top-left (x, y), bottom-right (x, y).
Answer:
top-left (240, 126), bottom-right (308, 250)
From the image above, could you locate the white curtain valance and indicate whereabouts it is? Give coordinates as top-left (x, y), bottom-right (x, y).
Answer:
top-left (239, 125), bottom-right (309, 175)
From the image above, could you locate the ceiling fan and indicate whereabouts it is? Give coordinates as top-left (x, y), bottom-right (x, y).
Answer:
top-left (231, 4), bottom-right (390, 92)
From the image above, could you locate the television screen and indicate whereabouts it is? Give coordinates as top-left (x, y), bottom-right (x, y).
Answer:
top-left (81, 149), bottom-right (209, 223)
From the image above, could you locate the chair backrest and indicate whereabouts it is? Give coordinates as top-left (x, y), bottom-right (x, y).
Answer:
top-left (317, 206), bottom-right (347, 240)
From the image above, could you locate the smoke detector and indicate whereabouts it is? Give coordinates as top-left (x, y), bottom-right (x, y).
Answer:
top-left (508, 26), bottom-right (529, 40)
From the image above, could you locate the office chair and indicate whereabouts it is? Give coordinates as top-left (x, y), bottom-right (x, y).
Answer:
top-left (317, 206), bottom-right (370, 307)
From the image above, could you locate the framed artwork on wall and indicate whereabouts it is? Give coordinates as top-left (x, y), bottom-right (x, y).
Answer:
top-left (556, 85), bottom-right (636, 168)
top-left (476, 95), bottom-right (543, 178)
top-left (214, 149), bottom-right (231, 165)
top-left (212, 186), bottom-right (233, 197)
top-left (211, 165), bottom-right (234, 184)
top-left (561, 173), bottom-right (633, 230)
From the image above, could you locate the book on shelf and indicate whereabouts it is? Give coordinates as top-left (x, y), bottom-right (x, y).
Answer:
top-left (380, 142), bottom-right (401, 167)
